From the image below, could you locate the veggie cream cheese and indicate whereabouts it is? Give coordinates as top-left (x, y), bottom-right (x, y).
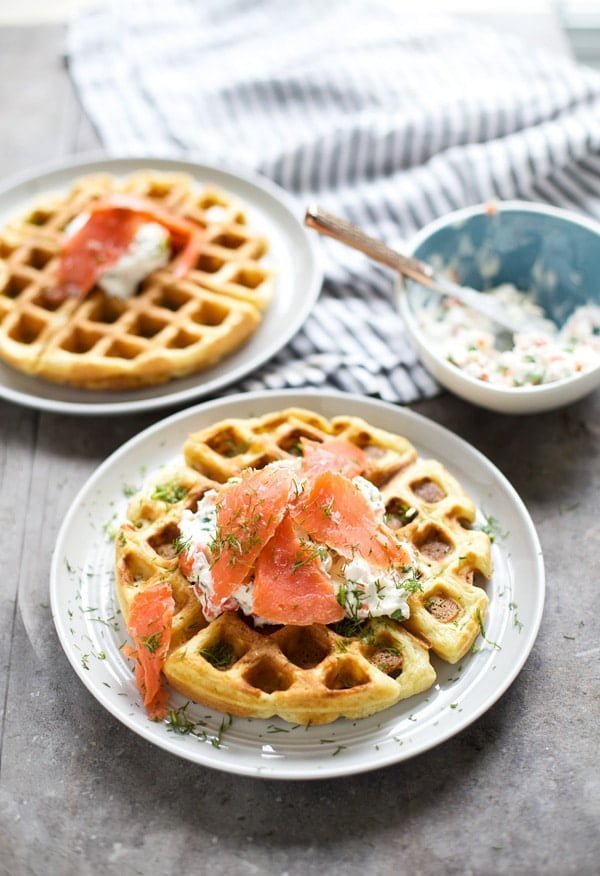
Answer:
top-left (419, 283), bottom-right (600, 387)
top-left (66, 213), bottom-right (171, 298)
top-left (178, 476), bottom-right (420, 625)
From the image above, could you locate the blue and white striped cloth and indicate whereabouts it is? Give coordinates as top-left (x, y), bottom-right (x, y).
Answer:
top-left (68, 0), bottom-right (600, 402)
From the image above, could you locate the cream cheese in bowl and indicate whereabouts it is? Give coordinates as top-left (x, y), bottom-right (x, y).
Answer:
top-left (398, 201), bottom-right (600, 414)
top-left (418, 283), bottom-right (600, 388)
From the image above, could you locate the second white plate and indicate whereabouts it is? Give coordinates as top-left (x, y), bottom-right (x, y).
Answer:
top-left (0, 155), bottom-right (321, 416)
top-left (50, 390), bottom-right (544, 779)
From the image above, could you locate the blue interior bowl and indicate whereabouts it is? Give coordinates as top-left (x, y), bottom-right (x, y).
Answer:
top-left (407, 203), bottom-right (600, 324)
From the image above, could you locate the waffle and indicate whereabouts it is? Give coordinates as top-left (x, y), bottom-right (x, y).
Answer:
top-left (115, 408), bottom-right (492, 725)
top-left (0, 170), bottom-right (273, 389)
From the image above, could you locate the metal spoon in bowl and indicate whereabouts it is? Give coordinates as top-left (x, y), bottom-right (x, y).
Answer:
top-left (304, 205), bottom-right (549, 335)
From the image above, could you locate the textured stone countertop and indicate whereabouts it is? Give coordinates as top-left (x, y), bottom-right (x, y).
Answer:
top-left (0, 24), bottom-right (598, 876)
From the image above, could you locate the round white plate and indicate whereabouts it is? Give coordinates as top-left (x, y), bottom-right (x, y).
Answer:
top-left (50, 390), bottom-right (545, 779)
top-left (0, 155), bottom-right (321, 416)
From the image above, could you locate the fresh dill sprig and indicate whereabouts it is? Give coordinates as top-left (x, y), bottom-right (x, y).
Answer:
top-left (152, 482), bottom-right (188, 504)
top-left (172, 533), bottom-right (192, 556)
top-left (475, 608), bottom-right (501, 651)
top-left (165, 702), bottom-right (207, 737)
top-left (211, 714), bottom-right (233, 748)
top-left (292, 539), bottom-right (328, 571)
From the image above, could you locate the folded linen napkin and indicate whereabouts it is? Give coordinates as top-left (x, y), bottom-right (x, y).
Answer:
top-left (68, 0), bottom-right (600, 402)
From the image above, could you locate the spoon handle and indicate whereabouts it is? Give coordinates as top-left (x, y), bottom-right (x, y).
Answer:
top-left (304, 205), bottom-right (435, 285)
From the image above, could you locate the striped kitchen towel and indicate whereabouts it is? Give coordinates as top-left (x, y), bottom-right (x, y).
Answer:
top-left (68, 0), bottom-right (600, 403)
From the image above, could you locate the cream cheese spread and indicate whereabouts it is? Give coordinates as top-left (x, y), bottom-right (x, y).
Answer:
top-left (178, 474), bottom-right (420, 625)
top-left (419, 283), bottom-right (600, 387)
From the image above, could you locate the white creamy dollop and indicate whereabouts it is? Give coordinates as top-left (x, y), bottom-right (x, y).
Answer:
top-left (177, 469), bottom-right (419, 625)
top-left (99, 222), bottom-right (170, 298)
top-left (419, 283), bottom-right (600, 387)
top-left (178, 490), bottom-right (220, 618)
top-left (334, 550), bottom-right (419, 622)
top-left (352, 475), bottom-right (386, 518)
top-left (66, 213), bottom-right (171, 298)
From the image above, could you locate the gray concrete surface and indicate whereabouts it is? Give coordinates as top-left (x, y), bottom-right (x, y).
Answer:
top-left (0, 24), bottom-right (599, 876)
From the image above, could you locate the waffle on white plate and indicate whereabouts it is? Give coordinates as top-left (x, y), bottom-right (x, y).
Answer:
top-left (0, 170), bottom-right (273, 389)
top-left (115, 408), bottom-right (492, 726)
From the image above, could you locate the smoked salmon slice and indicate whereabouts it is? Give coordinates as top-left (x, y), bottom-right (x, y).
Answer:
top-left (253, 514), bottom-right (344, 625)
top-left (123, 581), bottom-right (175, 720)
top-left (91, 195), bottom-right (202, 279)
top-left (51, 209), bottom-right (145, 303)
top-left (48, 194), bottom-right (202, 304)
top-left (300, 437), bottom-right (367, 478)
top-left (292, 471), bottom-right (407, 568)
top-left (210, 463), bottom-right (296, 603)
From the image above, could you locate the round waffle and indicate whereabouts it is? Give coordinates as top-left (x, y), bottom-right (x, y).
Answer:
top-left (0, 170), bottom-right (273, 389)
top-left (115, 408), bottom-right (492, 725)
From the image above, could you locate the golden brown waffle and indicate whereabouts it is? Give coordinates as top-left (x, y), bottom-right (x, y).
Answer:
top-left (0, 170), bottom-right (273, 389)
top-left (115, 408), bottom-right (492, 725)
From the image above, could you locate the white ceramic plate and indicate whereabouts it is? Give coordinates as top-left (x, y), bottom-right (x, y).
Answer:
top-left (50, 390), bottom-right (544, 779)
top-left (0, 156), bottom-right (321, 416)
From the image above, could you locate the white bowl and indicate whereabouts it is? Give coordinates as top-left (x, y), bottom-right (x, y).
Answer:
top-left (397, 201), bottom-right (600, 414)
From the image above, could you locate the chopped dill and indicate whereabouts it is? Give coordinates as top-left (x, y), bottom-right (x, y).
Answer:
top-left (89, 616), bottom-right (120, 632)
top-left (321, 498), bottom-right (335, 519)
top-left (172, 533), bottom-right (192, 556)
top-left (292, 539), bottom-right (328, 571)
top-left (390, 609), bottom-right (408, 622)
top-left (199, 641), bottom-right (234, 669)
top-left (478, 515), bottom-right (508, 543)
top-left (139, 632), bottom-right (162, 654)
top-left (266, 725), bottom-right (290, 734)
top-left (165, 702), bottom-right (207, 737)
top-left (221, 438), bottom-right (249, 458)
top-left (332, 615), bottom-right (366, 639)
top-left (122, 483), bottom-right (138, 498)
top-left (386, 504), bottom-right (417, 526)
top-left (401, 568), bottom-right (423, 594)
top-left (508, 601), bottom-right (523, 632)
top-left (102, 519), bottom-right (119, 540)
top-left (152, 482), bottom-right (188, 504)
top-left (332, 744), bottom-right (347, 756)
top-left (211, 714), bottom-right (232, 748)
top-left (476, 608), bottom-right (501, 650)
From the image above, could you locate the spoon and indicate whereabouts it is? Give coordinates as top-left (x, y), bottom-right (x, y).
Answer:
top-left (304, 205), bottom-right (548, 335)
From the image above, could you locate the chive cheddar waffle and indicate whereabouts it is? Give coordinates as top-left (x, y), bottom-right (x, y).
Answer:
top-left (115, 408), bottom-right (492, 725)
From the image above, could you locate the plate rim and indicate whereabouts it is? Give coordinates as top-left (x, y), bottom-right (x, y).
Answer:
top-left (0, 153), bottom-right (322, 416)
top-left (50, 389), bottom-right (545, 779)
